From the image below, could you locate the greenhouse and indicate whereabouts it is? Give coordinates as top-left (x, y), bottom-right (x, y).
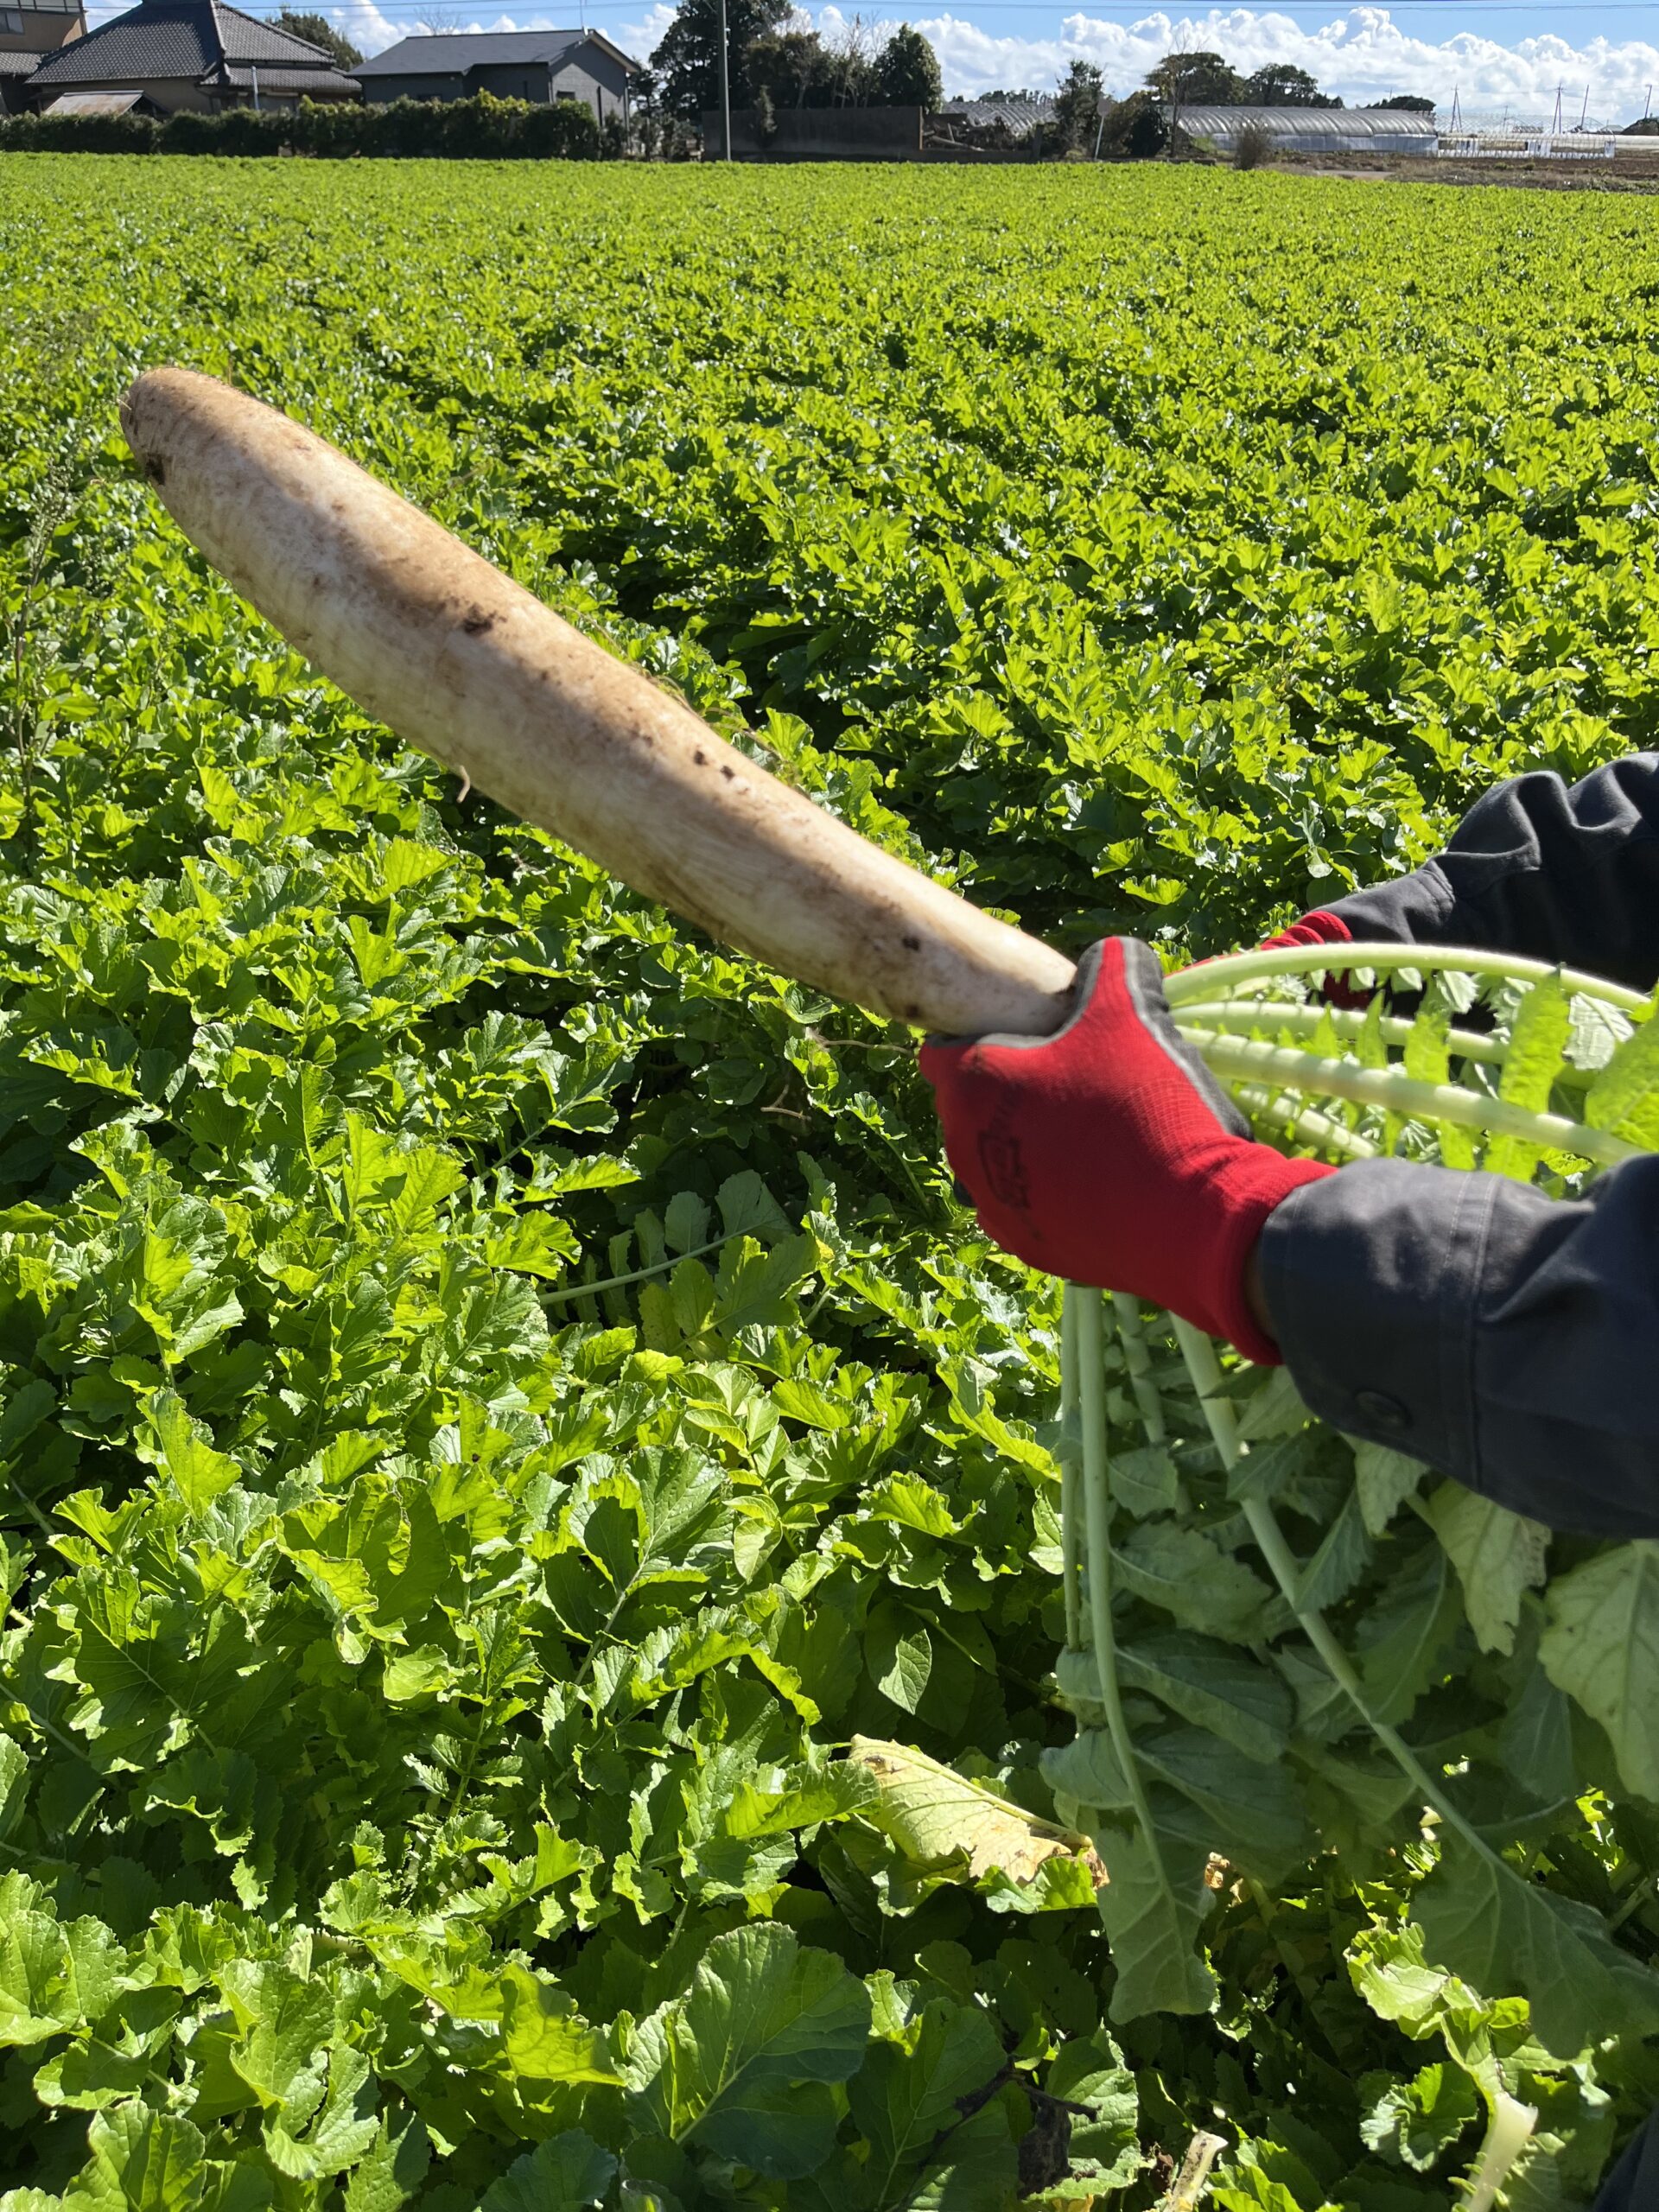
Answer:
top-left (1175, 104), bottom-right (1440, 155)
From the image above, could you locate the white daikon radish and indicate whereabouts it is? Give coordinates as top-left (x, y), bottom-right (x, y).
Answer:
top-left (121, 368), bottom-right (1075, 1039)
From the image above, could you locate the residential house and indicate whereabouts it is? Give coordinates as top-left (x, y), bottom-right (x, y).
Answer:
top-left (355, 29), bottom-right (639, 127)
top-left (24, 0), bottom-right (359, 113)
top-left (0, 0), bottom-right (83, 114)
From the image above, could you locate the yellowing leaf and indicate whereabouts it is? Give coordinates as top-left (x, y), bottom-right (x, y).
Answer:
top-left (849, 1736), bottom-right (1105, 1889)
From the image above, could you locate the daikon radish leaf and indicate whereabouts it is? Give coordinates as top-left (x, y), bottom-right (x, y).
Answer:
top-left (1236, 1365), bottom-right (1313, 1443)
top-left (1133, 1728), bottom-right (1313, 1886)
top-left (1109, 1443), bottom-right (1179, 1518)
top-left (1094, 1827), bottom-right (1217, 2024)
top-left (478, 2133), bottom-right (615, 2212)
top-left (132, 1388), bottom-right (239, 1515)
top-left (1585, 1005), bottom-right (1659, 1146)
top-left (1539, 1542), bottom-right (1659, 1800)
top-left (1350, 1436), bottom-right (1428, 1535)
top-left (1484, 975), bottom-right (1571, 1180)
top-left (1112, 1633), bottom-right (1294, 1765)
top-left (1116, 1524), bottom-right (1275, 1644)
top-left (1426, 1484), bottom-right (1550, 1656)
top-left (626, 1925), bottom-right (870, 2177)
top-left (1417, 1832), bottom-right (1659, 2058)
top-left (1354, 1543), bottom-right (1462, 1727)
top-left (849, 1736), bottom-right (1104, 1888)
top-left (1360, 2060), bottom-right (1479, 2171)
top-left (1403, 1005), bottom-right (1473, 1167)
top-left (847, 1998), bottom-right (1009, 2199)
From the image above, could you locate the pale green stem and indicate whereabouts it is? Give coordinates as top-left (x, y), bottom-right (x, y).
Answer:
top-left (1111, 1291), bottom-right (1168, 1444)
top-left (1169, 1318), bottom-right (1497, 1866)
top-left (1075, 1288), bottom-right (1160, 1844)
top-left (1175, 997), bottom-right (1520, 1075)
top-left (1192, 1033), bottom-right (1642, 1171)
top-left (1464, 2091), bottom-right (1538, 2212)
top-left (1157, 2133), bottom-right (1228, 2210)
top-left (1606, 1874), bottom-right (1657, 1936)
top-left (1229, 1080), bottom-right (1380, 1161)
top-left (1059, 1286), bottom-right (1084, 1653)
top-left (543, 1230), bottom-right (732, 1306)
top-left (1166, 940), bottom-right (1651, 1015)
top-left (1168, 1318), bottom-right (1247, 1465)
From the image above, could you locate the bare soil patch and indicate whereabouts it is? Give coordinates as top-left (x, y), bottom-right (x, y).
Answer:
top-left (1273, 149), bottom-right (1659, 194)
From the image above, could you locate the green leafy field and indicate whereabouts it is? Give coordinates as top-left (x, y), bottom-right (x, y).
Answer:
top-left (2, 155), bottom-right (1657, 2209)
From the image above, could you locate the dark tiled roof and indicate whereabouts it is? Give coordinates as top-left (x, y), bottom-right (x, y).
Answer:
top-left (31, 3), bottom-right (212, 79)
top-left (0, 48), bottom-right (41, 71)
top-left (214, 4), bottom-right (332, 63)
top-left (355, 28), bottom-right (584, 75)
top-left (215, 60), bottom-right (358, 92)
top-left (30, 0), bottom-right (334, 85)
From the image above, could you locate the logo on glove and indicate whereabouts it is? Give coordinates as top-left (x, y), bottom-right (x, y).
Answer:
top-left (977, 1125), bottom-right (1029, 1211)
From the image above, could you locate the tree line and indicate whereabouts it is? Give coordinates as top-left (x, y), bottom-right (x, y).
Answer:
top-left (645, 10), bottom-right (1438, 135)
top-left (1145, 50), bottom-right (1433, 111)
top-left (651, 3), bottom-right (941, 121)
top-left (271, 8), bottom-right (1444, 143)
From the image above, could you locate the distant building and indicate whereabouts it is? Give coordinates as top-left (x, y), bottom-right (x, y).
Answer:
top-left (23, 0), bottom-right (360, 113)
top-left (1435, 126), bottom-right (1637, 160)
top-left (0, 0), bottom-right (83, 114)
top-left (708, 105), bottom-right (924, 160)
top-left (1173, 105), bottom-right (1440, 156)
top-left (355, 29), bottom-right (639, 125)
top-left (937, 95), bottom-right (1053, 139)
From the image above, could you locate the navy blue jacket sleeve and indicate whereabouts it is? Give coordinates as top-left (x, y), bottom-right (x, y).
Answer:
top-left (1591, 2110), bottom-right (1659, 2212)
top-left (1261, 754), bottom-right (1659, 1543)
top-left (1325, 753), bottom-right (1659, 994)
top-left (1260, 1156), bottom-right (1659, 1541)
top-left (1274, 762), bottom-right (1659, 2206)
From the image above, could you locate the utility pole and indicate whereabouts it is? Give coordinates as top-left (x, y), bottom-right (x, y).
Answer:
top-left (251, 59), bottom-right (260, 106)
top-left (1579, 83), bottom-right (1589, 130)
top-left (718, 0), bottom-right (731, 159)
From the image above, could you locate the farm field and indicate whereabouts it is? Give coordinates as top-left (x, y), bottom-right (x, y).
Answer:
top-left (2, 153), bottom-right (1659, 2209)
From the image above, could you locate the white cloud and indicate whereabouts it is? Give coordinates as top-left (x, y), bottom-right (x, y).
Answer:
top-left (615, 2), bottom-right (677, 57)
top-left (329, 0), bottom-right (677, 56)
top-left (331, 1), bottom-right (399, 53)
top-left (910, 6), bottom-right (1658, 123)
top-left (623, 0), bottom-right (1658, 125)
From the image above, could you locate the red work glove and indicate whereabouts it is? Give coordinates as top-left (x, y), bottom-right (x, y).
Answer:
top-left (1258, 908), bottom-right (1369, 1009)
top-left (919, 939), bottom-right (1335, 1364)
top-left (1257, 908), bottom-right (1352, 958)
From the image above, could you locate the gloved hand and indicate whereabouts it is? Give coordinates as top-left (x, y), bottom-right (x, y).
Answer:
top-left (1257, 908), bottom-right (1352, 957)
top-left (919, 938), bottom-right (1335, 1364)
top-left (1257, 906), bottom-right (1369, 1009)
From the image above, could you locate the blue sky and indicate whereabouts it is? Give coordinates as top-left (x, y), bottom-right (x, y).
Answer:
top-left (267, 0), bottom-right (1659, 126)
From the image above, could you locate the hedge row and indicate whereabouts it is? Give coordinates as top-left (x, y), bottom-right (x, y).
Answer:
top-left (0, 92), bottom-right (606, 158)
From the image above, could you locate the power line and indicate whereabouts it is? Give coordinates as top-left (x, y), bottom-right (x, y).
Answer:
top-left (240, 0), bottom-right (1659, 14)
